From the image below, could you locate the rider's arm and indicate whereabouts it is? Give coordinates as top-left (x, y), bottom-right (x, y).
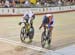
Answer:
top-left (48, 17), bottom-right (52, 24)
top-left (39, 16), bottom-right (45, 29)
top-left (39, 23), bottom-right (43, 29)
top-left (21, 16), bottom-right (25, 22)
top-left (19, 17), bottom-right (24, 25)
top-left (32, 14), bottom-right (35, 19)
top-left (48, 16), bottom-right (53, 28)
top-left (19, 14), bottom-right (26, 25)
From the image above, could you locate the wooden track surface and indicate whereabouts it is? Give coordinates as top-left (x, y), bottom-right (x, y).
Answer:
top-left (0, 12), bottom-right (75, 51)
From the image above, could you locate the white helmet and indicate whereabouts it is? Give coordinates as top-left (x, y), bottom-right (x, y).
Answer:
top-left (46, 14), bottom-right (53, 17)
top-left (28, 10), bottom-right (34, 18)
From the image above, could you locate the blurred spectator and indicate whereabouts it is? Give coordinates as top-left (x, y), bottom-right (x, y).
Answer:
top-left (4, 0), bottom-right (10, 7)
top-left (36, 1), bottom-right (41, 7)
top-left (19, 0), bottom-right (25, 4)
top-left (30, 0), bottom-right (37, 5)
top-left (24, 0), bottom-right (30, 7)
top-left (40, 0), bottom-right (46, 5)
top-left (65, 0), bottom-right (71, 5)
top-left (8, 0), bottom-right (14, 7)
top-left (36, 1), bottom-right (40, 5)
top-left (0, 0), bottom-right (2, 7)
top-left (15, 0), bottom-right (20, 4)
top-left (57, 0), bottom-right (62, 6)
top-left (12, 0), bottom-right (16, 7)
top-left (0, 0), bottom-right (75, 8)
top-left (0, 0), bottom-right (4, 7)
top-left (8, 0), bottom-right (12, 3)
top-left (70, 0), bottom-right (75, 5)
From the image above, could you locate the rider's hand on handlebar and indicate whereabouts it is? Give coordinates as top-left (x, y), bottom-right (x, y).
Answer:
top-left (39, 26), bottom-right (41, 30)
top-left (19, 22), bottom-right (22, 25)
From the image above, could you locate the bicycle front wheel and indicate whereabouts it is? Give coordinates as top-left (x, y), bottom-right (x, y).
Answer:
top-left (20, 27), bottom-right (25, 42)
top-left (41, 32), bottom-right (46, 48)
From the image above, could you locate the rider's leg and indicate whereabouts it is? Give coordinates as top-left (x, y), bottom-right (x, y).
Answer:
top-left (25, 19), bottom-right (28, 23)
top-left (48, 26), bottom-right (53, 46)
top-left (29, 20), bottom-right (34, 43)
top-left (30, 19), bottom-right (33, 28)
top-left (43, 25), bottom-right (46, 35)
top-left (48, 26), bottom-right (53, 35)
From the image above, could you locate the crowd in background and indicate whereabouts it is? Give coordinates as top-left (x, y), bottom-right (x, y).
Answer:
top-left (0, 0), bottom-right (75, 8)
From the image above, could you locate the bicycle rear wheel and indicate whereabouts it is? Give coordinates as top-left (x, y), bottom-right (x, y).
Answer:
top-left (29, 27), bottom-right (34, 42)
top-left (47, 31), bottom-right (52, 48)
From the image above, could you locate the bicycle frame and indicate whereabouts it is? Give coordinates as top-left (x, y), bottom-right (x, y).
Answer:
top-left (41, 25), bottom-right (51, 48)
top-left (21, 22), bottom-right (31, 33)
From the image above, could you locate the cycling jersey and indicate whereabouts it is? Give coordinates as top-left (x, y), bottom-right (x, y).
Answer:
top-left (42, 15), bottom-right (54, 28)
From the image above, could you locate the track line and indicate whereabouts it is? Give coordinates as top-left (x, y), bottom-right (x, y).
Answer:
top-left (0, 38), bottom-right (52, 52)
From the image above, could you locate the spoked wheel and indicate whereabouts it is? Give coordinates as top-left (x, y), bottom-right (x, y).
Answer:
top-left (47, 31), bottom-right (52, 48)
top-left (29, 27), bottom-right (34, 42)
top-left (41, 31), bottom-right (52, 48)
top-left (47, 38), bottom-right (51, 48)
top-left (20, 27), bottom-right (26, 42)
top-left (41, 32), bottom-right (46, 48)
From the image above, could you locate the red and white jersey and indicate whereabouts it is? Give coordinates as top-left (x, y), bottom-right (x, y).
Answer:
top-left (45, 14), bottom-right (55, 26)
